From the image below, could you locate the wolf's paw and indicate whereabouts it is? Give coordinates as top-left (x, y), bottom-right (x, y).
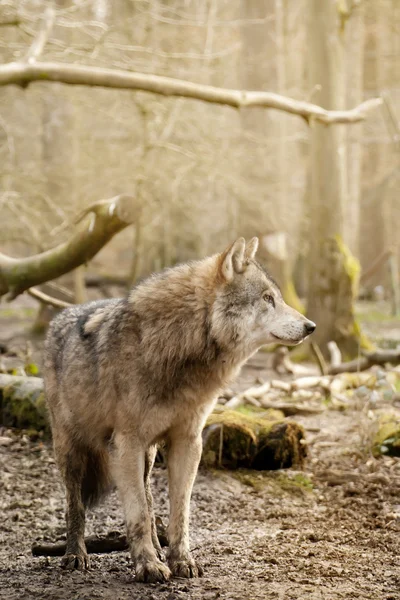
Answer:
top-left (60, 552), bottom-right (90, 571)
top-left (168, 555), bottom-right (203, 578)
top-left (135, 559), bottom-right (171, 583)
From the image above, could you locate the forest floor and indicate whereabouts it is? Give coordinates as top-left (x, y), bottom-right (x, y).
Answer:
top-left (0, 299), bottom-right (399, 600)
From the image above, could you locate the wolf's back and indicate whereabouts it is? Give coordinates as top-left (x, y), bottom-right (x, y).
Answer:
top-left (44, 300), bottom-right (111, 370)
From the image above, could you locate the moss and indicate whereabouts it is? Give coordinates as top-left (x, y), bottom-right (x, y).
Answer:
top-left (340, 372), bottom-right (377, 389)
top-left (334, 234), bottom-right (360, 297)
top-left (232, 469), bottom-right (270, 491)
top-left (25, 363), bottom-right (39, 376)
top-left (275, 472), bottom-right (314, 492)
top-left (357, 309), bottom-right (398, 324)
top-left (231, 470), bottom-right (314, 495)
top-left (203, 409), bottom-right (306, 470)
top-left (373, 414), bottom-right (400, 457)
top-left (235, 405), bottom-right (285, 421)
top-left (334, 235), bottom-right (374, 354)
top-left (0, 380), bottom-right (50, 435)
top-left (0, 307), bottom-right (36, 319)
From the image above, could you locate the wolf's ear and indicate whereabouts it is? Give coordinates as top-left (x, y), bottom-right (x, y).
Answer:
top-left (245, 237), bottom-right (259, 260)
top-left (221, 238), bottom-right (246, 282)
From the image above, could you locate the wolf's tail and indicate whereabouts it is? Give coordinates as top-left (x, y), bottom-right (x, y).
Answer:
top-left (81, 448), bottom-right (112, 509)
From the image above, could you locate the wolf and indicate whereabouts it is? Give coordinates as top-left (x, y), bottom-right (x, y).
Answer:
top-left (44, 237), bottom-right (315, 583)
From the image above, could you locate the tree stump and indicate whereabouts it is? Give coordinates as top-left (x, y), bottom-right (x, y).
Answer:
top-left (202, 409), bottom-right (307, 470)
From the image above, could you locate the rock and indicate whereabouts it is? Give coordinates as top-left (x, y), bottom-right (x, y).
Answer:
top-left (373, 413), bottom-right (400, 457)
top-left (0, 374), bottom-right (49, 435)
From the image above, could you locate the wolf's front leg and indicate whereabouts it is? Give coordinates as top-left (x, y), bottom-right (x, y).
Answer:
top-left (167, 435), bottom-right (203, 578)
top-left (112, 433), bottom-right (171, 583)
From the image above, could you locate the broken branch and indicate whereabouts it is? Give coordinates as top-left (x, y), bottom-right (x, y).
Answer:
top-left (32, 523), bottom-right (168, 557)
top-left (0, 194), bottom-right (138, 300)
top-left (328, 348), bottom-right (400, 374)
top-left (27, 287), bottom-right (73, 310)
top-left (0, 61), bottom-right (382, 125)
top-left (25, 7), bottom-right (55, 63)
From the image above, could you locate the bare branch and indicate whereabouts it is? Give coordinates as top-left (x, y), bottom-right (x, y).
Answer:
top-left (25, 7), bottom-right (55, 63)
top-left (0, 61), bottom-right (382, 125)
top-left (0, 194), bottom-right (138, 300)
top-left (27, 287), bottom-right (73, 310)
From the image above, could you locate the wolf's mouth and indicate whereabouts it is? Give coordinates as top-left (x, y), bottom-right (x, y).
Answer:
top-left (271, 333), bottom-right (302, 346)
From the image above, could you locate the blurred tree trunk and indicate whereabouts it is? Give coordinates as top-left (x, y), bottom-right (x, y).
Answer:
top-left (239, 0), bottom-right (303, 312)
top-left (344, 2), bottom-right (365, 256)
top-left (306, 0), bottom-right (369, 358)
top-left (275, 0), bottom-right (303, 313)
top-left (361, 0), bottom-right (400, 290)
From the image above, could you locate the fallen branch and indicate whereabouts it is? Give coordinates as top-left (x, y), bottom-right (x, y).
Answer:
top-left (328, 348), bottom-right (400, 374)
top-left (311, 341), bottom-right (328, 375)
top-left (25, 7), bottom-right (55, 63)
top-left (258, 400), bottom-right (325, 416)
top-left (272, 346), bottom-right (313, 376)
top-left (27, 287), bottom-right (73, 310)
top-left (0, 61), bottom-right (382, 125)
top-left (327, 341), bottom-right (342, 369)
top-left (0, 194), bottom-right (138, 300)
top-left (316, 469), bottom-right (394, 487)
top-left (32, 521), bottom-right (168, 557)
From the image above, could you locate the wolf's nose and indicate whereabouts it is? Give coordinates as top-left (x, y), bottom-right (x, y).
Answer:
top-left (304, 320), bottom-right (316, 335)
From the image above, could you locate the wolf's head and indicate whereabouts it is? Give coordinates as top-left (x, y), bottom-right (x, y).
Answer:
top-left (210, 237), bottom-right (315, 354)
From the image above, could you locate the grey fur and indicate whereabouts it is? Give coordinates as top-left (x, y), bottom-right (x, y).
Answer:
top-left (44, 237), bottom-right (315, 582)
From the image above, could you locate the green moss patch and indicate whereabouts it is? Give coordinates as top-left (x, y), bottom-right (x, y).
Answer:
top-left (373, 413), bottom-right (400, 457)
top-left (202, 409), bottom-right (306, 470)
top-left (0, 376), bottom-right (50, 435)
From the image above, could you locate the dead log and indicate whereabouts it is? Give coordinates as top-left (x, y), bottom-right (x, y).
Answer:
top-left (328, 348), bottom-right (400, 375)
top-left (0, 194), bottom-right (138, 300)
top-left (32, 520), bottom-right (168, 557)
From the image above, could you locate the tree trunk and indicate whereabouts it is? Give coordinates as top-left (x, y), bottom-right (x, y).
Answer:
top-left (306, 0), bottom-right (369, 358)
top-left (344, 2), bottom-right (365, 256)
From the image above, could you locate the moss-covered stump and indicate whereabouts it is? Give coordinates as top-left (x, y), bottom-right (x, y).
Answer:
top-left (0, 374), bottom-right (49, 434)
top-left (373, 414), bottom-right (400, 457)
top-left (202, 409), bottom-right (307, 470)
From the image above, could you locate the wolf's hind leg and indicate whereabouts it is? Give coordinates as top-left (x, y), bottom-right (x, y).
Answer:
top-left (112, 433), bottom-right (171, 583)
top-left (144, 445), bottom-right (163, 559)
top-left (58, 445), bottom-right (90, 570)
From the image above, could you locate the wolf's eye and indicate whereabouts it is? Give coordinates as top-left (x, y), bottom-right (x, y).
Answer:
top-left (263, 294), bottom-right (275, 308)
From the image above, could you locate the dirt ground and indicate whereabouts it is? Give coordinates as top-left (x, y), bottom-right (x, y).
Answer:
top-left (0, 300), bottom-right (400, 600)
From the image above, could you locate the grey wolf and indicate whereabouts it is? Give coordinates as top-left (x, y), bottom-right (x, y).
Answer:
top-left (44, 237), bottom-right (315, 583)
